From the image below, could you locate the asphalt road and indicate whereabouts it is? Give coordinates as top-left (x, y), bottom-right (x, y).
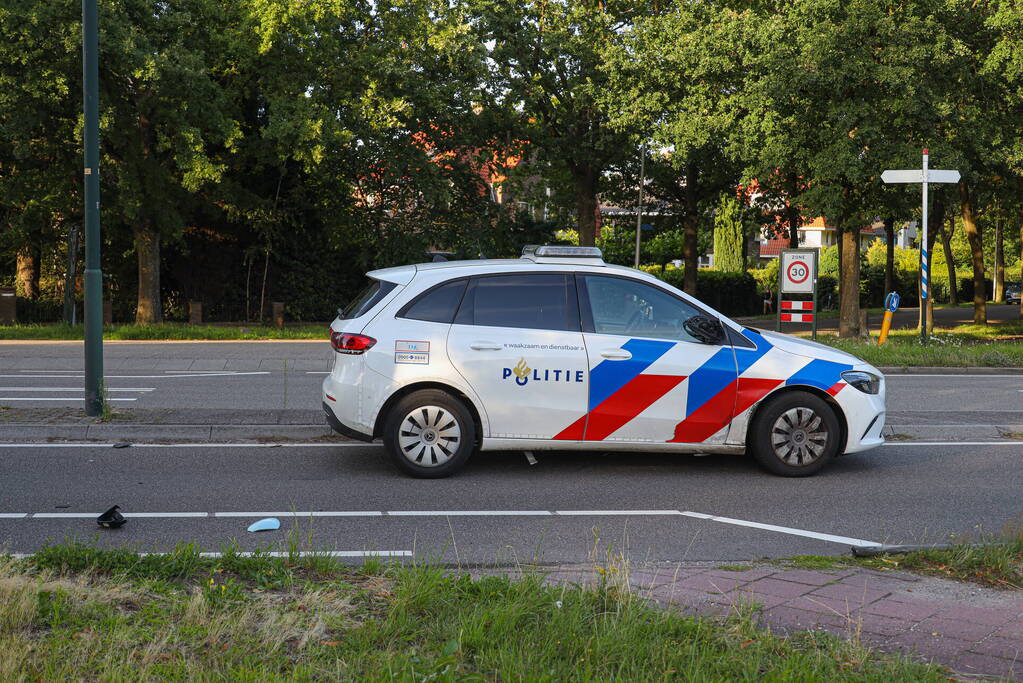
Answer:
top-left (1, 440), bottom-right (1021, 564)
top-left (1, 340), bottom-right (1022, 413)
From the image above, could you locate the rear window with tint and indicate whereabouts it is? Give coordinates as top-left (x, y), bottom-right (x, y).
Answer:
top-left (399, 279), bottom-right (468, 324)
top-left (456, 274), bottom-right (578, 331)
top-left (339, 279), bottom-right (397, 320)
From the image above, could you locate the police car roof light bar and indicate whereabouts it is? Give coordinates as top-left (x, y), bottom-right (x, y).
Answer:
top-left (522, 245), bottom-right (603, 259)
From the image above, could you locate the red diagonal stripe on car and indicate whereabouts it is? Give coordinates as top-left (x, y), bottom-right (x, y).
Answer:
top-left (669, 377), bottom-right (782, 443)
top-left (582, 374), bottom-right (686, 441)
top-left (553, 374), bottom-right (686, 441)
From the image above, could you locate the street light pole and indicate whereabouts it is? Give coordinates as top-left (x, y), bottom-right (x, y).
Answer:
top-left (633, 142), bottom-right (646, 269)
top-left (82, 0), bottom-right (104, 415)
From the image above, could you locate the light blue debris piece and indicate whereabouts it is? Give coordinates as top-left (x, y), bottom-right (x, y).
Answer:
top-left (247, 518), bottom-right (280, 533)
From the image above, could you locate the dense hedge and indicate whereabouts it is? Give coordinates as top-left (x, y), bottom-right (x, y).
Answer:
top-left (656, 268), bottom-right (760, 316)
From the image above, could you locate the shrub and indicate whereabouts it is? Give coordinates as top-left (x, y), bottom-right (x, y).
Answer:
top-left (658, 268), bottom-right (759, 316)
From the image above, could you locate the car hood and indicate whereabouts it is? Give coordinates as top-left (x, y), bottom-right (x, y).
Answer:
top-left (752, 328), bottom-right (869, 367)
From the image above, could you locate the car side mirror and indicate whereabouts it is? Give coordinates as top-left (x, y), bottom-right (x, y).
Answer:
top-left (683, 315), bottom-right (725, 345)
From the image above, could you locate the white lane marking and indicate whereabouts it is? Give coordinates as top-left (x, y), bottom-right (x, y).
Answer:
top-left (0, 397), bottom-right (137, 402)
top-left (680, 511), bottom-right (877, 547)
top-left (214, 511), bottom-right (383, 518)
top-left (555, 510), bottom-right (683, 516)
top-left (306, 371), bottom-right (329, 375)
top-left (886, 374), bottom-right (1023, 378)
top-left (0, 387), bottom-right (153, 392)
top-left (883, 441), bottom-right (1023, 447)
top-left (0, 443), bottom-right (382, 448)
top-left (3, 509), bottom-right (879, 546)
top-left (197, 550), bottom-right (412, 558)
top-left (0, 372), bottom-right (270, 379)
top-left (19, 370), bottom-right (83, 373)
top-left (8, 550), bottom-right (412, 559)
top-left (388, 510), bottom-right (552, 516)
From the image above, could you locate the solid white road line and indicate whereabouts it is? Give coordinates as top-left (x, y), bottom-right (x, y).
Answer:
top-left (883, 441), bottom-right (1023, 447)
top-left (0, 443), bottom-right (381, 448)
top-left (555, 509), bottom-right (683, 516)
top-left (7, 508), bottom-right (877, 547)
top-left (0, 387), bottom-right (153, 392)
top-left (7, 550), bottom-right (412, 559)
top-left (306, 371), bottom-right (330, 375)
top-left (213, 511), bottom-right (383, 518)
top-left (886, 374), bottom-right (1023, 379)
top-left (0, 397), bottom-right (137, 402)
top-left (680, 511), bottom-right (877, 546)
top-left (0, 372), bottom-right (270, 379)
top-left (388, 510), bottom-right (552, 516)
top-left (196, 551), bottom-right (412, 558)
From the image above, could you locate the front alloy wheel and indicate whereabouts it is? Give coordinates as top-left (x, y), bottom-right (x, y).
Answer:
top-left (749, 392), bottom-right (841, 476)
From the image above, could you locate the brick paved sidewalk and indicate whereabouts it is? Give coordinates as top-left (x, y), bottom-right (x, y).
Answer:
top-left (492, 563), bottom-right (1023, 680)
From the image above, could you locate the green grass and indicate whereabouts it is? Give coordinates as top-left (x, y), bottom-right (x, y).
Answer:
top-left (782, 532), bottom-right (1023, 590)
top-left (0, 322), bottom-right (328, 341)
top-left (0, 541), bottom-right (949, 681)
top-left (812, 320), bottom-right (1023, 367)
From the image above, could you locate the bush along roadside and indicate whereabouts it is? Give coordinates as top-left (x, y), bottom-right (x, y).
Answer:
top-left (0, 542), bottom-right (951, 681)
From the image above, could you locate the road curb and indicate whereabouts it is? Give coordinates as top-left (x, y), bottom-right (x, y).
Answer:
top-left (885, 424), bottom-right (1023, 441)
top-left (0, 423), bottom-right (344, 442)
top-left (879, 366), bottom-right (1023, 375)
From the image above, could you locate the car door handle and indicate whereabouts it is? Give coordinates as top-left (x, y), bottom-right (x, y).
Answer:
top-left (469, 341), bottom-right (503, 351)
top-left (600, 349), bottom-right (632, 360)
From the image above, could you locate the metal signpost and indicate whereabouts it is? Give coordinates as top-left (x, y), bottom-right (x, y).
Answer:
top-left (881, 150), bottom-right (960, 344)
top-left (777, 248), bottom-right (818, 340)
top-left (82, 0), bottom-right (104, 415)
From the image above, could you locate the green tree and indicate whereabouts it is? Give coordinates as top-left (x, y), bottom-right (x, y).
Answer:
top-left (712, 194), bottom-right (746, 272)
top-left (469, 0), bottom-right (648, 247)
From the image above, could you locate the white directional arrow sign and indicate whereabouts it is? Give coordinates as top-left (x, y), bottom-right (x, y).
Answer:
top-left (881, 149), bottom-right (960, 343)
top-left (881, 169), bottom-right (960, 184)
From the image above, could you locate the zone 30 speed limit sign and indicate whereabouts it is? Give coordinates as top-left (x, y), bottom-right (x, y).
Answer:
top-left (780, 250), bottom-right (816, 293)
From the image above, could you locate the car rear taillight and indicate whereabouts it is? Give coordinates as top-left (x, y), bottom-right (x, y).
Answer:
top-left (330, 330), bottom-right (376, 354)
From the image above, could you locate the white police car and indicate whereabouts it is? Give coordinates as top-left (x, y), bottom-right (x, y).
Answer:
top-left (322, 246), bottom-right (885, 478)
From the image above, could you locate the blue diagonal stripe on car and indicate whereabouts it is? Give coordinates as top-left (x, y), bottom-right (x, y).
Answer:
top-left (587, 339), bottom-right (675, 411)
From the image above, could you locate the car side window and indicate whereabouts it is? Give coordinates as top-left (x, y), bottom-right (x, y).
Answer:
top-left (582, 275), bottom-right (705, 344)
top-left (399, 279), bottom-right (467, 324)
top-left (455, 274), bottom-right (579, 331)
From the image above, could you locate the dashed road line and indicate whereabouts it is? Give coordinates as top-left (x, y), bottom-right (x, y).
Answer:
top-left (0, 397), bottom-right (137, 402)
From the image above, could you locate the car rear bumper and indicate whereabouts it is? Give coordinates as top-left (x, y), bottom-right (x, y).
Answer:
top-left (322, 401), bottom-right (374, 441)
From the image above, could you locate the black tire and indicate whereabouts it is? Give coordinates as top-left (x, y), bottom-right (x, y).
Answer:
top-left (382, 389), bottom-right (476, 478)
top-left (748, 391), bottom-right (841, 477)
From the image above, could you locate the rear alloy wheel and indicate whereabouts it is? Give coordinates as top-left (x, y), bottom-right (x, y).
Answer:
top-left (749, 392), bottom-right (841, 476)
top-left (383, 389), bottom-right (476, 478)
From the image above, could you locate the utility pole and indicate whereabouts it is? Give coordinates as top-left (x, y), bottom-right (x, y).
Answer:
top-left (633, 142), bottom-right (646, 269)
top-left (83, 0), bottom-right (104, 415)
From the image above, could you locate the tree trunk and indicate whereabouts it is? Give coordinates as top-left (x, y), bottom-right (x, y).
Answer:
top-left (838, 226), bottom-right (860, 338)
top-left (883, 216), bottom-right (895, 295)
top-left (134, 223), bottom-right (163, 324)
top-left (959, 182), bottom-right (986, 324)
top-left (994, 218), bottom-right (1004, 303)
top-left (572, 166), bottom-right (599, 247)
top-left (682, 165), bottom-right (699, 295)
top-left (16, 246), bottom-right (40, 299)
top-left (921, 195), bottom-right (944, 330)
top-left (941, 215), bottom-right (958, 305)
top-left (787, 173), bottom-right (800, 248)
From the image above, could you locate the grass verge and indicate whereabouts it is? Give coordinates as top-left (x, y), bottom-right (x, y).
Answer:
top-left (0, 541), bottom-right (948, 681)
top-left (0, 322), bottom-right (327, 341)
top-left (812, 320), bottom-right (1023, 367)
top-left (782, 532), bottom-right (1023, 590)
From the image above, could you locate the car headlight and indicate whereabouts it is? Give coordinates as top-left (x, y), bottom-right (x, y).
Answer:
top-left (841, 370), bottom-right (881, 395)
